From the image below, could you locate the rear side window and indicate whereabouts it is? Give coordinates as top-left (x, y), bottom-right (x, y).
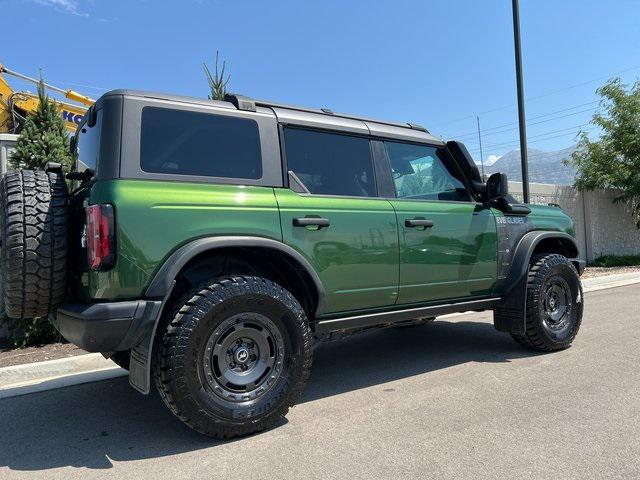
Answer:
top-left (140, 107), bottom-right (262, 179)
top-left (284, 127), bottom-right (375, 197)
top-left (75, 109), bottom-right (102, 173)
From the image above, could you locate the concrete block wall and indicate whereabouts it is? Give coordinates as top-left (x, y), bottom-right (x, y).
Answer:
top-left (509, 181), bottom-right (640, 262)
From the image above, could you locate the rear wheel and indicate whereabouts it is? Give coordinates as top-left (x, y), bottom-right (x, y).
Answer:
top-left (153, 276), bottom-right (313, 438)
top-left (511, 254), bottom-right (583, 351)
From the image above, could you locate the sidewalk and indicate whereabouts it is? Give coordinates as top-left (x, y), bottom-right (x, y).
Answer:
top-left (580, 271), bottom-right (640, 292)
top-left (1, 271), bottom-right (639, 400)
top-left (0, 353), bottom-right (126, 399)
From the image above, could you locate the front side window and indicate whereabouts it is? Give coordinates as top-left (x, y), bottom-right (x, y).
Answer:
top-left (284, 127), bottom-right (375, 197)
top-left (75, 109), bottom-right (103, 173)
top-left (385, 142), bottom-right (469, 201)
top-left (140, 107), bottom-right (262, 179)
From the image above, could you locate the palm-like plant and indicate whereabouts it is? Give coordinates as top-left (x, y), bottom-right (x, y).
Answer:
top-left (204, 51), bottom-right (230, 101)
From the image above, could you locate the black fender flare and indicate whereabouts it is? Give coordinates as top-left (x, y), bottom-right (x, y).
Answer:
top-left (144, 236), bottom-right (326, 314)
top-left (493, 231), bottom-right (582, 334)
top-left (127, 236), bottom-right (326, 394)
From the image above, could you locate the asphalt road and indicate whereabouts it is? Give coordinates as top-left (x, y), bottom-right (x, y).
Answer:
top-left (1, 284), bottom-right (639, 480)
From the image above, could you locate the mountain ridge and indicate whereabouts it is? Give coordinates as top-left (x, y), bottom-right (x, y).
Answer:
top-left (481, 145), bottom-right (577, 185)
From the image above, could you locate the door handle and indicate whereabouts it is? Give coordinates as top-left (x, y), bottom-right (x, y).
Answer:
top-left (405, 218), bottom-right (434, 228)
top-left (293, 216), bottom-right (330, 228)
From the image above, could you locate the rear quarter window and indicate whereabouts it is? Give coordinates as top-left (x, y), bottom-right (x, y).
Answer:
top-left (75, 109), bottom-right (103, 173)
top-left (140, 107), bottom-right (262, 179)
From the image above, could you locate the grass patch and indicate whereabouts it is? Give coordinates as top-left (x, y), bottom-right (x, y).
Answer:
top-left (589, 255), bottom-right (640, 267)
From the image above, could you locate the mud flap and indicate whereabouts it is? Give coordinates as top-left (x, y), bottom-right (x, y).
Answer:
top-left (127, 301), bottom-right (163, 394)
top-left (493, 305), bottom-right (526, 333)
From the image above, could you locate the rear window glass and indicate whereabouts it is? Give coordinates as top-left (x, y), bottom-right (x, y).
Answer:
top-left (140, 107), bottom-right (262, 179)
top-left (75, 108), bottom-right (102, 173)
top-left (284, 127), bottom-right (376, 197)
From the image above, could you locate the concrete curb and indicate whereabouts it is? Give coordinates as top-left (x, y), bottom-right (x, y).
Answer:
top-left (0, 353), bottom-right (126, 399)
top-left (1, 272), bottom-right (639, 400)
top-left (580, 271), bottom-right (640, 292)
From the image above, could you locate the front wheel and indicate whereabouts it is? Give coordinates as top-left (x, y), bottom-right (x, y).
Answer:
top-left (153, 276), bottom-right (313, 438)
top-left (511, 254), bottom-right (583, 351)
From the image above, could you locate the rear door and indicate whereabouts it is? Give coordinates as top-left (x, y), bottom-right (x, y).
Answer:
top-left (275, 126), bottom-right (399, 314)
top-left (379, 140), bottom-right (498, 304)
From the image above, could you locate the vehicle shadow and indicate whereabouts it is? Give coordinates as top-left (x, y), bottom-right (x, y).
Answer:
top-left (0, 318), bottom-right (540, 472)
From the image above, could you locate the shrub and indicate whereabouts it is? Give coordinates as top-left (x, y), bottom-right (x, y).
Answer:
top-left (589, 255), bottom-right (640, 267)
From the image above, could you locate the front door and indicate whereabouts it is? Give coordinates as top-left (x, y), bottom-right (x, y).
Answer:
top-left (275, 127), bottom-right (399, 314)
top-left (381, 140), bottom-right (498, 304)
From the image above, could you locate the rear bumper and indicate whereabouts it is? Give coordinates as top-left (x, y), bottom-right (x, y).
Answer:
top-left (52, 300), bottom-right (162, 352)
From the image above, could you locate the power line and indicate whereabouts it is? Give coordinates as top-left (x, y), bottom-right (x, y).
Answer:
top-left (45, 80), bottom-right (109, 93)
top-left (461, 109), bottom-right (595, 148)
top-left (4, 74), bottom-right (108, 95)
top-left (429, 64), bottom-right (640, 130)
top-left (451, 100), bottom-right (599, 139)
top-left (457, 108), bottom-right (596, 147)
top-left (469, 124), bottom-right (595, 153)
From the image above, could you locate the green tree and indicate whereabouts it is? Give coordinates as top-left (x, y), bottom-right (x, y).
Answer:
top-left (567, 78), bottom-right (640, 227)
top-left (10, 77), bottom-right (73, 172)
top-left (204, 51), bottom-right (230, 101)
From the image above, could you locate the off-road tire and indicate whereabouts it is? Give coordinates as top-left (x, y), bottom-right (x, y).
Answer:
top-left (511, 254), bottom-right (583, 351)
top-left (153, 275), bottom-right (313, 438)
top-left (0, 170), bottom-right (68, 319)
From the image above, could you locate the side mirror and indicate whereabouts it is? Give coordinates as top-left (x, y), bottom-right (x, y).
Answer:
top-left (485, 173), bottom-right (508, 202)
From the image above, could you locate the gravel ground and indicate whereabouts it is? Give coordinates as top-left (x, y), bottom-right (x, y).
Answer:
top-left (0, 342), bottom-right (86, 368)
top-left (581, 265), bottom-right (640, 279)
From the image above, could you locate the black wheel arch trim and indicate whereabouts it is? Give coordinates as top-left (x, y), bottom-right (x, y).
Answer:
top-left (493, 230), bottom-right (582, 334)
top-left (127, 236), bottom-right (326, 395)
top-left (144, 236), bottom-right (326, 316)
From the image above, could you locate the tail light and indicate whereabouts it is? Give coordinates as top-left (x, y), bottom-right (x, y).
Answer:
top-left (86, 204), bottom-right (115, 271)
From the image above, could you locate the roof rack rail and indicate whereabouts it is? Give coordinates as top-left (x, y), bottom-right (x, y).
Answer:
top-left (407, 123), bottom-right (427, 132)
top-left (224, 93), bottom-right (429, 133)
top-left (224, 94), bottom-right (256, 112)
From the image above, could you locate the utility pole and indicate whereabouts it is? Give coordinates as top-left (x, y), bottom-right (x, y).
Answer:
top-left (512, 0), bottom-right (530, 203)
top-left (476, 116), bottom-right (485, 179)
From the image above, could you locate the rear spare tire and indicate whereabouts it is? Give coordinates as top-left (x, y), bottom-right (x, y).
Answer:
top-left (0, 170), bottom-right (68, 319)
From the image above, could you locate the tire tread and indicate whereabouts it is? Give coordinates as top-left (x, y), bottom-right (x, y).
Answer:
top-left (0, 170), bottom-right (68, 319)
top-left (511, 253), bottom-right (583, 351)
top-left (152, 275), bottom-right (313, 438)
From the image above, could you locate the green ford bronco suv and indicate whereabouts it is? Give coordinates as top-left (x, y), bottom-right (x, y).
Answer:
top-left (0, 90), bottom-right (584, 437)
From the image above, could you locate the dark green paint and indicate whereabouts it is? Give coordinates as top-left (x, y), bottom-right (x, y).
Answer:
top-left (275, 189), bottom-right (399, 313)
top-left (84, 180), bottom-right (281, 301)
top-left (391, 200), bottom-right (497, 303)
top-left (79, 180), bottom-right (576, 315)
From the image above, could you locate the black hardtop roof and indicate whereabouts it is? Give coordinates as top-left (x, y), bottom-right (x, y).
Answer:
top-left (102, 89), bottom-right (431, 135)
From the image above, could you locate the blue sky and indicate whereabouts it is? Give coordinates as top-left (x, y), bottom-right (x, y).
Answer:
top-left (2, 0), bottom-right (639, 164)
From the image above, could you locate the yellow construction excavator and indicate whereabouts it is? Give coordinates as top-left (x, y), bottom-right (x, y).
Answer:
top-left (0, 63), bottom-right (95, 134)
